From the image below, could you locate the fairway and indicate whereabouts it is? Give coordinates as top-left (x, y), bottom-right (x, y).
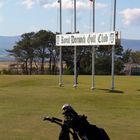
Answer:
top-left (0, 75), bottom-right (140, 140)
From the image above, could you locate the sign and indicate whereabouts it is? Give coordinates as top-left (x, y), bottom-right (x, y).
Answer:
top-left (56, 32), bottom-right (117, 46)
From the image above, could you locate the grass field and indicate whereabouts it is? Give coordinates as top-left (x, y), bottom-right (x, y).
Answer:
top-left (0, 75), bottom-right (140, 140)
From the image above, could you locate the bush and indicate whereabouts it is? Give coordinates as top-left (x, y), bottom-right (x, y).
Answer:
top-left (63, 67), bottom-right (73, 75)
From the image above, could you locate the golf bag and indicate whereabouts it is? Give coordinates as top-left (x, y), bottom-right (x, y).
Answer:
top-left (44, 104), bottom-right (110, 140)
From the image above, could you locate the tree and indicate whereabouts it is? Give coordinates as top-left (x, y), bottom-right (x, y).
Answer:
top-left (131, 51), bottom-right (140, 64)
top-left (122, 49), bottom-right (132, 63)
top-left (95, 45), bottom-right (124, 75)
top-left (77, 46), bottom-right (92, 75)
top-left (62, 46), bottom-right (92, 75)
top-left (8, 32), bottom-right (35, 74)
top-left (7, 30), bottom-right (126, 75)
top-left (33, 30), bottom-right (56, 74)
top-left (7, 30), bottom-right (56, 75)
top-left (122, 49), bottom-right (140, 64)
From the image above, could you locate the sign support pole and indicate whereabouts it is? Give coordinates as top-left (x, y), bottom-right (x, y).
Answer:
top-left (73, 0), bottom-right (77, 88)
top-left (111, 0), bottom-right (116, 90)
top-left (59, 0), bottom-right (63, 87)
top-left (91, 0), bottom-right (95, 90)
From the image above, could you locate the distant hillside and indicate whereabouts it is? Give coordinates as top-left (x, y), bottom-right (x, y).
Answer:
top-left (121, 39), bottom-right (140, 51)
top-left (0, 36), bottom-right (140, 60)
top-left (0, 36), bottom-right (20, 60)
top-left (0, 36), bottom-right (20, 49)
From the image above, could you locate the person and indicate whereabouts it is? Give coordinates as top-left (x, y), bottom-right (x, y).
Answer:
top-left (76, 60), bottom-right (80, 78)
top-left (59, 104), bottom-right (110, 140)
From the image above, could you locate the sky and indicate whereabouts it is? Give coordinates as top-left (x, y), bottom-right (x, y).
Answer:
top-left (0, 0), bottom-right (140, 40)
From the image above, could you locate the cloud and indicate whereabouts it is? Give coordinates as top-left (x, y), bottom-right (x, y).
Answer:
top-left (0, 0), bottom-right (4, 8)
top-left (19, 0), bottom-right (108, 10)
top-left (21, 0), bottom-right (35, 9)
top-left (96, 3), bottom-right (107, 9)
top-left (20, 0), bottom-right (48, 9)
top-left (42, 0), bottom-right (79, 9)
top-left (37, 0), bottom-right (48, 5)
top-left (120, 8), bottom-right (140, 26)
top-left (42, 1), bottom-right (58, 9)
top-left (42, 0), bottom-right (107, 10)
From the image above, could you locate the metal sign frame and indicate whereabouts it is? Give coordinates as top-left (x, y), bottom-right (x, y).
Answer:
top-left (57, 0), bottom-right (117, 91)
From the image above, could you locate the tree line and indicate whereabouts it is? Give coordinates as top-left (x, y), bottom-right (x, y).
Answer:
top-left (5, 29), bottom-right (140, 75)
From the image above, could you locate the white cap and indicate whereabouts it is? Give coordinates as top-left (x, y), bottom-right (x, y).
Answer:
top-left (62, 104), bottom-right (72, 111)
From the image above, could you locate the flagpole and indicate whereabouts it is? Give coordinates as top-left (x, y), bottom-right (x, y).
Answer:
top-left (91, 0), bottom-right (95, 90)
top-left (111, 0), bottom-right (116, 90)
top-left (59, 0), bottom-right (63, 87)
top-left (73, 0), bottom-right (77, 88)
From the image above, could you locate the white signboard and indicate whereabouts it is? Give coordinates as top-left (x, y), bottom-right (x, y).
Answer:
top-left (56, 32), bottom-right (116, 46)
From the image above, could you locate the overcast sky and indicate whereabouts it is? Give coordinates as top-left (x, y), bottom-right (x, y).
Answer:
top-left (0, 0), bottom-right (140, 40)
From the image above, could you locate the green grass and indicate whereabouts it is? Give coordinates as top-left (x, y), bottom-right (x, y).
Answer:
top-left (0, 75), bottom-right (140, 140)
